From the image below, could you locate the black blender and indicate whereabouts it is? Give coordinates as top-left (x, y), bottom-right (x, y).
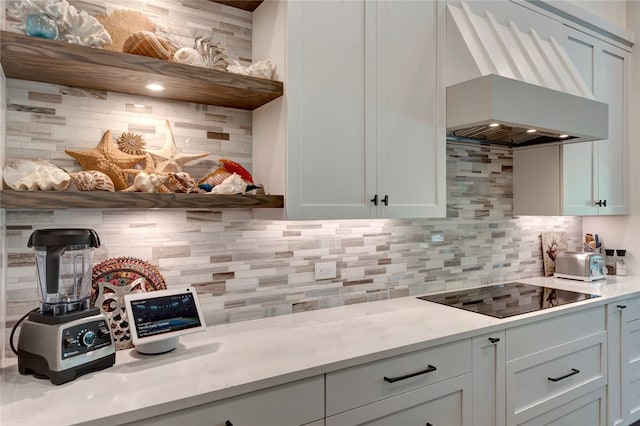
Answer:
top-left (14, 229), bottom-right (115, 385)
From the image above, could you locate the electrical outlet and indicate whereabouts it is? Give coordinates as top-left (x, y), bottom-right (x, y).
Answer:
top-left (315, 261), bottom-right (337, 280)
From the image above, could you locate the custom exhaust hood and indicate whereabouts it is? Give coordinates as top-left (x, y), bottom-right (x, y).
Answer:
top-left (446, 2), bottom-right (608, 147)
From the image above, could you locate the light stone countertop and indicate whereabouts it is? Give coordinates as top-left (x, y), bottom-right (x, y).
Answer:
top-left (2, 275), bottom-right (640, 425)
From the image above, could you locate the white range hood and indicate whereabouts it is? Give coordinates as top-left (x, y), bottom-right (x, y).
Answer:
top-left (446, 2), bottom-right (608, 147)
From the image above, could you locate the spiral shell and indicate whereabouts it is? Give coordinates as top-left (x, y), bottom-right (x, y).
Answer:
top-left (70, 170), bottom-right (115, 192)
top-left (122, 31), bottom-right (175, 60)
top-left (198, 167), bottom-right (231, 191)
top-left (167, 172), bottom-right (197, 193)
top-left (173, 47), bottom-right (206, 67)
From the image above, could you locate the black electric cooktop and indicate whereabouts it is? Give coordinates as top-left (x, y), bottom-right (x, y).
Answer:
top-left (417, 282), bottom-right (600, 319)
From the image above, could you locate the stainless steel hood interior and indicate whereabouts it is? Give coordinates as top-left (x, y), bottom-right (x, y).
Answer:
top-left (446, 2), bottom-right (608, 147)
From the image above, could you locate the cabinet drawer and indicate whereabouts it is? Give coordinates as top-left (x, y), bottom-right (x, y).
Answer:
top-left (325, 373), bottom-right (472, 426)
top-left (506, 331), bottom-right (606, 425)
top-left (124, 376), bottom-right (324, 426)
top-left (326, 338), bottom-right (471, 416)
top-left (619, 297), bottom-right (640, 321)
top-left (506, 306), bottom-right (604, 360)
top-left (518, 387), bottom-right (606, 426)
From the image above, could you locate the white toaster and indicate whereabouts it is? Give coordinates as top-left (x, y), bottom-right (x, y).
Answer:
top-left (553, 251), bottom-right (606, 281)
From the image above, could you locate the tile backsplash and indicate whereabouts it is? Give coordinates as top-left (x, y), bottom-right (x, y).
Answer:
top-left (0, 0), bottom-right (582, 358)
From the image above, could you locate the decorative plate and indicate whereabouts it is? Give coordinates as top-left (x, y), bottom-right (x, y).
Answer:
top-left (91, 257), bottom-right (167, 350)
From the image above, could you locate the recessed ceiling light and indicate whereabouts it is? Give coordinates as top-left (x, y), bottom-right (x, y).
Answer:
top-left (488, 123), bottom-right (500, 127)
top-left (559, 134), bottom-right (569, 138)
top-left (145, 83), bottom-right (165, 92)
top-left (526, 129), bottom-right (537, 133)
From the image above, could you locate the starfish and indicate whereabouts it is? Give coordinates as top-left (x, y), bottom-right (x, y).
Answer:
top-left (65, 130), bottom-right (146, 191)
top-left (146, 120), bottom-right (209, 173)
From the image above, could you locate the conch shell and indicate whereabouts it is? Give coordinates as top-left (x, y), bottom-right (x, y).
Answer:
top-left (166, 172), bottom-right (197, 193)
top-left (122, 31), bottom-right (175, 60)
top-left (3, 158), bottom-right (71, 191)
top-left (198, 167), bottom-right (231, 191)
top-left (70, 170), bottom-right (115, 192)
top-left (122, 172), bottom-right (170, 193)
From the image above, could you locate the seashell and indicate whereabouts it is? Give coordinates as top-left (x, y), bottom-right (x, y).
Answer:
top-left (194, 36), bottom-right (229, 71)
top-left (95, 10), bottom-right (156, 52)
top-left (3, 158), bottom-right (71, 191)
top-left (227, 59), bottom-right (274, 80)
top-left (166, 172), bottom-right (197, 193)
top-left (198, 167), bottom-right (232, 191)
top-left (117, 132), bottom-right (146, 155)
top-left (210, 173), bottom-right (247, 194)
top-left (70, 170), bottom-right (115, 192)
top-left (123, 31), bottom-right (175, 60)
top-left (122, 172), bottom-right (170, 193)
top-left (173, 47), bottom-right (206, 67)
top-left (8, 0), bottom-right (112, 47)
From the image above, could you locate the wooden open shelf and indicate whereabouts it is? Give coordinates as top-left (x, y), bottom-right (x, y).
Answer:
top-left (212, 1), bottom-right (263, 12)
top-left (0, 190), bottom-right (284, 210)
top-left (0, 31), bottom-right (283, 110)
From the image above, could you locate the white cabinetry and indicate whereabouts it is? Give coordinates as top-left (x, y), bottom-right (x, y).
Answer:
top-left (325, 339), bottom-right (472, 425)
top-left (472, 332), bottom-right (506, 426)
top-left (505, 306), bottom-right (607, 425)
top-left (513, 27), bottom-right (629, 216)
top-left (123, 376), bottom-right (324, 426)
top-left (253, 0), bottom-right (445, 219)
top-left (607, 298), bottom-right (640, 425)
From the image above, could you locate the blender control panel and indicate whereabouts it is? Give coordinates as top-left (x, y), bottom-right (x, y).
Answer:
top-left (61, 319), bottom-right (112, 359)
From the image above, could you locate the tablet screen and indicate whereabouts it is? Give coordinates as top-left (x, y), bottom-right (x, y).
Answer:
top-left (130, 291), bottom-right (203, 339)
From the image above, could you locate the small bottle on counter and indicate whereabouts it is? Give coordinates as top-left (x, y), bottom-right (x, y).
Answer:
top-left (616, 249), bottom-right (627, 276)
top-left (605, 249), bottom-right (616, 275)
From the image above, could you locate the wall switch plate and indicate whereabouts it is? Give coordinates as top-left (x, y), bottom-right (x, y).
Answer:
top-left (315, 261), bottom-right (337, 280)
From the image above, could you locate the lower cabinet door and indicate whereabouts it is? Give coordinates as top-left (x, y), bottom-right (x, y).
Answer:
top-left (325, 373), bottom-right (472, 426)
top-left (518, 387), bottom-right (606, 426)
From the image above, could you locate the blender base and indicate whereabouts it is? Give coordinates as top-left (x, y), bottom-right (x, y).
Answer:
top-left (18, 350), bottom-right (116, 385)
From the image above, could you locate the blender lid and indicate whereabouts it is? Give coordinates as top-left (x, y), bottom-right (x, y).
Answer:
top-left (28, 228), bottom-right (100, 248)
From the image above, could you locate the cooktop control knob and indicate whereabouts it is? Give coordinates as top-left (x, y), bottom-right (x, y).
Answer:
top-left (82, 330), bottom-right (96, 346)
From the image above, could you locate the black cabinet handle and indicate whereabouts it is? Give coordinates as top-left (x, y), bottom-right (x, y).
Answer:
top-left (384, 364), bottom-right (436, 383)
top-left (618, 304), bottom-right (627, 310)
top-left (548, 368), bottom-right (580, 382)
top-left (381, 195), bottom-right (389, 206)
top-left (595, 200), bottom-right (607, 207)
top-left (488, 337), bottom-right (500, 344)
top-left (370, 194), bottom-right (378, 206)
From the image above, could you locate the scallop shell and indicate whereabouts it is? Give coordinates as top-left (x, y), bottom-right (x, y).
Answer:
top-left (167, 172), bottom-right (197, 193)
top-left (122, 31), bottom-right (175, 60)
top-left (3, 158), bottom-right (71, 191)
top-left (70, 170), bottom-right (115, 192)
top-left (173, 47), bottom-right (206, 67)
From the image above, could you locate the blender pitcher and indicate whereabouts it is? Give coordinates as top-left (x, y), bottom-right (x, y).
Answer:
top-left (28, 228), bottom-right (100, 315)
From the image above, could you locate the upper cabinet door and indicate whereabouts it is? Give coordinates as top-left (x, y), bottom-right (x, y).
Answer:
top-left (285, 0), bottom-right (374, 219)
top-left (561, 29), bottom-right (628, 215)
top-left (260, 0), bottom-right (445, 220)
top-left (375, 0), bottom-right (446, 218)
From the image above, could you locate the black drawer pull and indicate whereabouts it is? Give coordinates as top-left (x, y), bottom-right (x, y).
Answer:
top-left (384, 364), bottom-right (436, 383)
top-left (488, 337), bottom-right (500, 344)
top-left (370, 194), bottom-right (378, 206)
top-left (548, 368), bottom-right (580, 382)
top-left (618, 304), bottom-right (627, 310)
